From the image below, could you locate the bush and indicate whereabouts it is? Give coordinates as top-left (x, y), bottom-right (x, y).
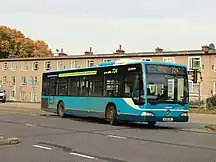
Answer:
top-left (189, 100), bottom-right (205, 105)
top-left (206, 95), bottom-right (216, 109)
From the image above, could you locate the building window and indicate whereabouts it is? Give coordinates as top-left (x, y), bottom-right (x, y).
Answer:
top-left (163, 57), bottom-right (175, 63)
top-left (2, 76), bottom-right (7, 83)
top-left (188, 56), bottom-right (201, 70)
top-left (11, 90), bottom-right (16, 100)
top-left (213, 82), bottom-right (216, 95)
top-left (188, 80), bottom-right (199, 95)
top-left (141, 58), bottom-right (152, 62)
top-left (57, 61), bottom-right (65, 70)
top-left (30, 76), bottom-right (38, 86)
top-left (20, 92), bottom-right (26, 101)
top-left (31, 93), bottom-right (37, 102)
top-left (87, 60), bottom-right (94, 67)
top-left (71, 60), bottom-right (79, 68)
top-left (213, 57), bottom-right (216, 72)
top-left (21, 76), bottom-right (27, 85)
top-left (33, 62), bottom-right (39, 71)
top-left (11, 77), bottom-right (16, 85)
top-left (11, 62), bottom-right (17, 71)
top-left (21, 62), bottom-right (28, 71)
top-left (45, 61), bottom-right (51, 71)
top-left (2, 63), bottom-right (8, 70)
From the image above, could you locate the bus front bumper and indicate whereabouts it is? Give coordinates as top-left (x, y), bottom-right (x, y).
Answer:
top-left (118, 114), bottom-right (189, 122)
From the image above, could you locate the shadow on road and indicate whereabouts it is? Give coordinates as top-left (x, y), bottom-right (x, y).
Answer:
top-left (54, 114), bottom-right (177, 130)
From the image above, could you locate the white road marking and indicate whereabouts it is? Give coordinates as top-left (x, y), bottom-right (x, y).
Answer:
top-left (25, 124), bottom-right (36, 127)
top-left (32, 145), bottom-right (52, 150)
top-left (107, 135), bottom-right (127, 139)
top-left (30, 114), bottom-right (37, 116)
top-left (70, 152), bottom-right (97, 160)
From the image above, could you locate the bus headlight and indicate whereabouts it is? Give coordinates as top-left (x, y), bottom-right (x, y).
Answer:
top-left (141, 112), bottom-right (154, 116)
top-left (181, 112), bottom-right (188, 116)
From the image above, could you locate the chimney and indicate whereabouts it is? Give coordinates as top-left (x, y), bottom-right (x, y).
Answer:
top-left (155, 47), bottom-right (163, 53)
top-left (115, 44), bottom-right (125, 54)
top-left (60, 48), bottom-right (64, 53)
top-left (201, 45), bottom-right (209, 53)
top-left (84, 47), bottom-right (93, 55)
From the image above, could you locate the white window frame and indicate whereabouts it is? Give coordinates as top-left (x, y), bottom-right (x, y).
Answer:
top-left (21, 76), bottom-right (27, 85)
top-left (20, 92), bottom-right (26, 101)
top-left (163, 57), bottom-right (175, 63)
top-left (87, 60), bottom-right (94, 67)
top-left (21, 62), bottom-right (28, 71)
top-left (11, 76), bottom-right (16, 86)
top-left (32, 62), bottom-right (39, 71)
top-left (44, 61), bottom-right (51, 71)
top-left (141, 58), bottom-right (152, 62)
top-left (213, 57), bottom-right (216, 72)
top-left (213, 81), bottom-right (216, 95)
top-left (2, 62), bottom-right (8, 70)
top-left (71, 60), bottom-right (79, 68)
top-left (31, 92), bottom-right (37, 102)
top-left (30, 76), bottom-right (38, 86)
top-left (188, 56), bottom-right (202, 71)
top-left (11, 62), bottom-right (17, 71)
top-left (10, 88), bottom-right (16, 101)
top-left (2, 76), bottom-right (7, 84)
top-left (57, 61), bottom-right (65, 70)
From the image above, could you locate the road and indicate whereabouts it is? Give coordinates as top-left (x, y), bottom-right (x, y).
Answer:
top-left (0, 103), bottom-right (216, 162)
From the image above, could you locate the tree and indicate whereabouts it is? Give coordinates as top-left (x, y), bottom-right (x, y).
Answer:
top-left (0, 25), bottom-right (53, 58)
top-left (33, 40), bottom-right (53, 57)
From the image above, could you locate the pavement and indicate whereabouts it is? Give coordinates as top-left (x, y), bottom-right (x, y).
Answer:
top-left (0, 102), bottom-right (216, 162)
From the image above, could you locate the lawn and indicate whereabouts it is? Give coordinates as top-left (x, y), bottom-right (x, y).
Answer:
top-left (189, 108), bottom-right (216, 115)
top-left (205, 124), bottom-right (216, 132)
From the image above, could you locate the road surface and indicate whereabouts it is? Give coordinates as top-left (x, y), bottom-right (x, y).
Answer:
top-left (0, 103), bottom-right (216, 162)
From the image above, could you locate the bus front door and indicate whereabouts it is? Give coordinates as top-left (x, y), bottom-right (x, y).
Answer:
top-left (48, 78), bottom-right (56, 109)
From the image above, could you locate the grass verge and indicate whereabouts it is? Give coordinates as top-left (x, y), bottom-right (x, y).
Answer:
top-left (189, 108), bottom-right (216, 115)
top-left (205, 124), bottom-right (216, 132)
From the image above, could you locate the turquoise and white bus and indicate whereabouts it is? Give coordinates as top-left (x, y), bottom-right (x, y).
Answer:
top-left (41, 59), bottom-right (189, 126)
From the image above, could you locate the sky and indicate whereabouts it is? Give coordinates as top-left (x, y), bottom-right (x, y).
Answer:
top-left (1, 0), bottom-right (216, 55)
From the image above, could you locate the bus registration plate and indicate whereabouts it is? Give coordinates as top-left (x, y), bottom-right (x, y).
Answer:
top-left (162, 118), bottom-right (173, 121)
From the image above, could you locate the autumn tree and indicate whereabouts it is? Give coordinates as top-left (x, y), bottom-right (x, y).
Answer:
top-left (33, 40), bottom-right (52, 57)
top-left (0, 25), bottom-right (53, 58)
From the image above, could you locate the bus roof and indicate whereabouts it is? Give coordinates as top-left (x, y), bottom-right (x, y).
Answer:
top-left (43, 59), bottom-right (187, 74)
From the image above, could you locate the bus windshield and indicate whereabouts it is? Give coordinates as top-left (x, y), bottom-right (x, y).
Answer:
top-left (146, 64), bottom-right (189, 105)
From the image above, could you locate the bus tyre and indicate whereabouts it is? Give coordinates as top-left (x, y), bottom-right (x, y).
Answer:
top-left (107, 105), bottom-right (118, 126)
top-left (57, 102), bottom-right (65, 118)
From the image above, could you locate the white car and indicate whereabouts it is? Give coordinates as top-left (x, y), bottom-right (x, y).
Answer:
top-left (0, 88), bottom-right (6, 103)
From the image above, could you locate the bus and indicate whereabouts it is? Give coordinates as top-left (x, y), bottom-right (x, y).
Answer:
top-left (41, 59), bottom-right (189, 126)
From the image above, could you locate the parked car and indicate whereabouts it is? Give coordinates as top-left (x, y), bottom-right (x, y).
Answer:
top-left (0, 88), bottom-right (6, 103)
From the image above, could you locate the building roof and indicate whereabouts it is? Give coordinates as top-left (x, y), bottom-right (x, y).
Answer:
top-left (0, 48), bottom-right (216, 62)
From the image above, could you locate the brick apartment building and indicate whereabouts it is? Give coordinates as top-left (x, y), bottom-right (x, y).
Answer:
top-left (0, 45), bottom-right (216, 103)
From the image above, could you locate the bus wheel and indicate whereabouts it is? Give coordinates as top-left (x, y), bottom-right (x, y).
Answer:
top-left (106, 104), bottom-right (118, 125)
top-left (147, 122), bottom-right (156, 127)
top-left (57, 101), bottom-right (65, 118)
